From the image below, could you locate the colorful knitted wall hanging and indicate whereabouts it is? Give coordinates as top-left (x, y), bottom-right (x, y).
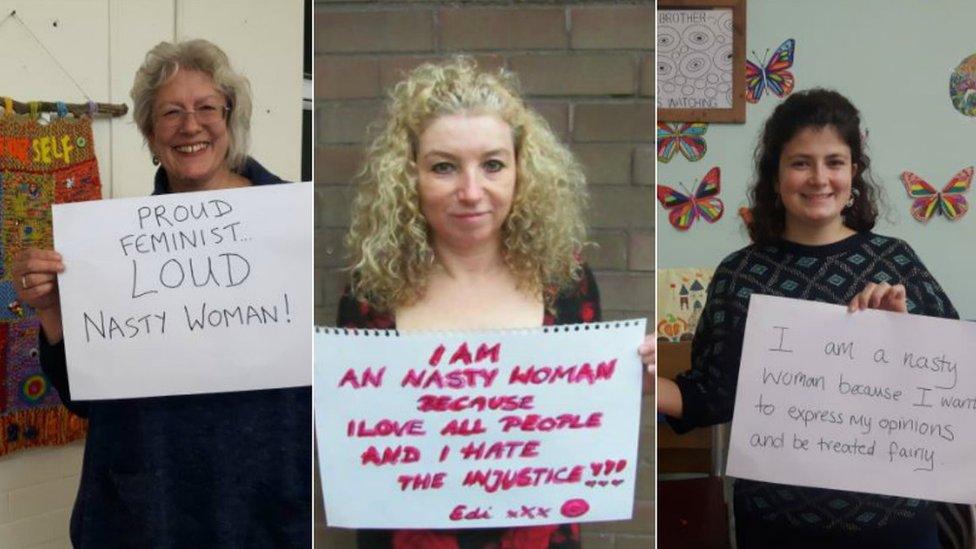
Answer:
top-left (0, 103), bottom-right (100, 456)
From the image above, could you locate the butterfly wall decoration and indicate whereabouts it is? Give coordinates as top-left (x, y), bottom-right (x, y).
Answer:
top-left (746, 38), bottom-right (796, 104)
top-left (900, 167), bottom-right (973, 222)
top-left (657, 122), bottom-right (708, 163)
top-left (657, 166), bottom-right (724, 231)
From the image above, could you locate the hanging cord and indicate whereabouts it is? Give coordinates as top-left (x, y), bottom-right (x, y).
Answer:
top-left (0, 10), bottom-right (14, 30)
top-left (1, 10), bottom-right (93, 102)
top-left (0, 11), bottom-right (127, 117)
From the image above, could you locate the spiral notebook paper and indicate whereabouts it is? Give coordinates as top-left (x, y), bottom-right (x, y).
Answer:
top-left (314, 320), bottom-right (646, 529)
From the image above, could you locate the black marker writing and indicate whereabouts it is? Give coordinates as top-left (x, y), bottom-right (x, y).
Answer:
top-left (769, 326), bottom-right (793, 353)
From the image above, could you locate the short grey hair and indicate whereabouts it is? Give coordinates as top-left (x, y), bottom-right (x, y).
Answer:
top-left (130, 39), bottom-right (252, 172)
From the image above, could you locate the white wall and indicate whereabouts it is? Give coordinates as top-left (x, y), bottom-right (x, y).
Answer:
top-left (658, 1), bottom-right (976, 319)
top-left (0, 442), bottom-right (83, 549)
top-left (0, 1), bottom-right (303, 546)
top-left (1, 0), bottom-right (303, 198)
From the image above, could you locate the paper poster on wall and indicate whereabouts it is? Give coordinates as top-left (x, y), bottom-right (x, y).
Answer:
top-left (657, 268), bottom-right (714, 342)
top-left (53, 182), bottom-right (313, 400)
top-left (727, 295), bottom-right (976, 504)
top-left (900, 167), bottom-right (972, 223)
top-left (314, 320), bottom-right (646, 529)
top-left (950, 53), bottom-right (976, 116)
top-left (657, 122), bottom-right (708, 163)
top-left (745, 38), bottom-right (796, 104)
top-left (657, 9), bottom-right (734, 110)
top-left (657, 166), bottom-right (724, 231)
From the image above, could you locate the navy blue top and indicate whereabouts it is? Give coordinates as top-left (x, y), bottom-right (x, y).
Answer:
top-left (41, 158), bottom-right (311, 548)
top-left (669, 232), bottom-right (956, 548)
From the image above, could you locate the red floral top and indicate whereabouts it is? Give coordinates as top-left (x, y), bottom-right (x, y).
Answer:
top-left (336, 265), bottom-right (600, 549)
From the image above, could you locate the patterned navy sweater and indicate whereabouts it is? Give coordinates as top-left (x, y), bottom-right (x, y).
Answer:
top-left (668, 232), bottom-right (958, 547)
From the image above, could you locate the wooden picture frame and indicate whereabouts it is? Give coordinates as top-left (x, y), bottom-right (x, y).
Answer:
top-left (657, 0), bottom-right (746, 123)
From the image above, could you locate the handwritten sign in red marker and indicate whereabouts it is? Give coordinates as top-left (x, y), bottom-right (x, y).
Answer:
top-left (314, 320), bottom-right (646, 528)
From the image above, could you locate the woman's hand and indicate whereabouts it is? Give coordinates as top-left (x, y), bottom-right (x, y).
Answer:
top-left (12, 248), bottom-right (65, 343)
top-left (638, 333), bottom-right (656, 375)
top-left (847, 282), bottom-right (907, 313)
top-left (12, 249), bottom-right (63, 310)
top-left (639, 333), bottom-right (656, 395)
top-left (645, 334), bottom-right (683, 417)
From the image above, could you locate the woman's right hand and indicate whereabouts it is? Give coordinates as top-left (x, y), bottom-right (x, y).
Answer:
top-left (847, 281), bottom-right (907, 313)
top-left (12, 249), bottom-right (65, 343)
top-left (12, 249), bottom-right (64, 310)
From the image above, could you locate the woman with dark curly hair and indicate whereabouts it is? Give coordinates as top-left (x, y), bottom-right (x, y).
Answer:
top-left (657, 88), bottom-right (959, 548)
top-left (335, 57), bottom-right (653, 549)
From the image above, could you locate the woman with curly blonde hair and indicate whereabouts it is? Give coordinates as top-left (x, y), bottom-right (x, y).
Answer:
top-left (345, 57), bottom-right (588, 316)
top-left (335, 57), bottom-right (653, 549)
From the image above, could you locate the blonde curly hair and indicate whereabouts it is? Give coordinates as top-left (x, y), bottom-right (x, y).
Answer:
top-left (347, 57), bottom-right (588, 311)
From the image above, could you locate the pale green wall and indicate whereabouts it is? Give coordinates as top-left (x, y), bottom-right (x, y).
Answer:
top-left (658, 1), bottom-right (976, 318)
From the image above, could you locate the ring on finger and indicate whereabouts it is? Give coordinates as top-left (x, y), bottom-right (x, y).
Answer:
top-left (20, 275), bottom-right (27, 290)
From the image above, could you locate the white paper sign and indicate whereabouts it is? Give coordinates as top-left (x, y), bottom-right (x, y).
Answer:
top-left (727, 294), bottom-right (976, 504)
top-left (53, 182), bottom-right (313, 400)
top-left (314, 320), bottom-right (646, 529)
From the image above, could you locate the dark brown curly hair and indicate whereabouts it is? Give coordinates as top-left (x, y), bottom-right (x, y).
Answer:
top-left (748, 88), bottom-right (880, 244)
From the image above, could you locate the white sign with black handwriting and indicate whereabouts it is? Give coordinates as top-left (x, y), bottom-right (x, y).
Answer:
top-left (728, 294), bottom-right (976, 504)
top-left (54, 182), bottom-right (313, 399)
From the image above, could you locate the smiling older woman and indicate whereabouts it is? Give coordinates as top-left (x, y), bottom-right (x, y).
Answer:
top-left (337, 57), bottom-right (653, 549)
top-left (10, 39), bottom-right (310, 548)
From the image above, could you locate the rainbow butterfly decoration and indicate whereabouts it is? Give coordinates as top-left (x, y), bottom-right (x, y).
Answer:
top-left (900, 166), bottom-right (973, 222)
top-left (746, 39), bottom-right (796, 103)
top-left (657, 122), bottom-right (707, 163)
top-left (657, 167), bottom-right (724, 231)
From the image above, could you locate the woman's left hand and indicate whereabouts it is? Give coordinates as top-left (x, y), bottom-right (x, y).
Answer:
top-left (848, 282), bottom-right (907, 313)
top-left (638, 333), bottom-right (656, 374)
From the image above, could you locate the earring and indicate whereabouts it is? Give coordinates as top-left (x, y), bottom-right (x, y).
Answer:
top-left (845, 187), bottom-right (861, 209)
top-left (152, 155), bottom-right (160, 166)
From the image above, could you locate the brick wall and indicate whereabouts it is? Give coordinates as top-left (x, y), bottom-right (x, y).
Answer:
top-left (314, 1), bottom-right (653, 548)
top-left (0, 442), bottom-right (83, 549)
